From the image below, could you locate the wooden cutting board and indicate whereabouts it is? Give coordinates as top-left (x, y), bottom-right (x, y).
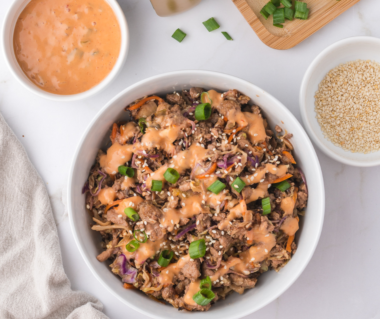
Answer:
top-left (233, 0), bottom-right (360, 50)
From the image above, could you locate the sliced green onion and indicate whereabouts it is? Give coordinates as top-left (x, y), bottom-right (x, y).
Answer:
top-left (207, 180), bottom-right (226, 195)
top-left (273, 8), bottom-right (285, 24)
top-left (138, 118), bottom-right (146, 134)
top-left (124, 207), bottom-right (140, 222)
top-left (260, 8), bottom-right (270, 19)
top-left (275, 180), bottom-right (291, 192)
top-left (151, 180), bottom-right (163, 192)
top-left (200, 276), bottom-right (212, 290)
top-left (262, 197), bottom-right (271, 215)
top-left (164, 168), bottom-right (180, 184)
top-left (133, 230), bottom-right (148, 243)
top-left (273, 24), bottom-right (283, 28)
top-left (231, 177), bottom-right (246, 193)
top-left (201, 92), bottom-right (212, 104)
top-left (222, 32), bottom-right (233, 40)
top-left (295, 8), bottom-right (309, 19)
top-left (189, 239), bottom-right (206, 259)
top-left (126, 240), bottom-right (140, 252)
top-left (203, 17), bottom-right (220, 32)
top-left (118, 165), bottom-right (134, 177)
top-left (280, 0), bottom-right (292, 8)
top-left (295, 1), bottom-right (307, 13)
top-left (193, 289), bottom-right (215, 306)
top-left (285, 7), bottom-right (294, 20)
top-left (172, 28), bottom-right (187, 42)
top-left (195, 103), bottom-right (212, 121)
top-left (157, 250), bottom-right (174, 267)
top-left (271, 0), bottom-right (281, 6)
top-left (264, 2), bottom-right (276, 15)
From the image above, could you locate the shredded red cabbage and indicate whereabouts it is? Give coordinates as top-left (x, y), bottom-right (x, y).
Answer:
top-left (227, 270), bottom-right (248, 277)
top-left (131, 153), bottom-right (138, 168)
top-left (175, 223), bottom-right (196, 239)
top-left (82, 181), bottom-right (89, 194)
top-left (115, 254), bottom-right (138, 283)
top-left (89, 171), bottom-right (106, 196)
top-left (205, 256), bottom-right (222, 269)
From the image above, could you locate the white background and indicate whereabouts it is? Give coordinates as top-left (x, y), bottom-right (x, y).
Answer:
top-left (1, 0), bottom-right (379, 318)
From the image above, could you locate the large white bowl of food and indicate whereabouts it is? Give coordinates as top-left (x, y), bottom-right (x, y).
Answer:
top-left (68, 70), bottom-right (325, 319)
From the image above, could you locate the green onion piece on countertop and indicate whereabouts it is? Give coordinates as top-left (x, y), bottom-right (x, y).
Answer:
top-left (124, 207), bottom-right (140, 222)
top-left (193, 289), bottom-right (215, 306)
top-left (200, 276), bottom-right (212, 290)
top-left (207, 180), bottom-right (226, 195)
top-left (164, 168), bottom-right (180, 184)
top-left (273, 8), bottom-right (285, 24)
top-left (285, 7), bottom-right (294, 20)
top-left (295, 1), bottom-right (307, 13)
top-left (126, 240), bottom-right (140, 252)
top-left (172, 28), bottom-right (187, 42)
top-left (280, 0), bottom-right (292, 8)
top-left (273, 23), bottom-right (284, 28)
top-left (151, 180), bottom-right (163, 192)
top-left (133, 230), bottom-right (148, 243)
top-left (275, 180), bottom-right (291, 192)
top-left (118, 165), bottom-right (134, 177)
top-left (189, 239), bottom-right (206, 259)
top-left (158, 250), bottom-right (174, 267)
top-left (295, 8), bottom-right (309, 19)
top-left (222, 32), bottom-right (233, 40)
top-left (195, 103), bottom-right (212, 121)
top-left (264, 2), bottom-right (277, 15)
top-left (262, 197), bottom-right (271, 215)
top-left (260, 8), bottom-right (270, 19)
top-left (271, 0), bottom-right (281, 6)
top-left (231, 177), bottom-right (246, 193)
top-left (203, 17), bottom-right (220, 32)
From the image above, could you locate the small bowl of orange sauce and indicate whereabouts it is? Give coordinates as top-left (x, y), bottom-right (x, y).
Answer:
top-left (2, 0), bottom-right (129, 101)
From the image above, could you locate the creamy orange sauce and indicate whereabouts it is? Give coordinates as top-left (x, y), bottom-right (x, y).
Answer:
top-left (141, 126), bottom-right (182, 155)
top-left (114, 196), bottom-right (144, 215)
top-left (244, 181), bottom-right (269, 203)
top-left (121, 237), bottom-right (165, 266)
top-left (97, 187), bottom-right (116, 205)
top-left (241, 164), bottom-right (288, 185)
top-left (13, 0), bottom-right (121, 95)
top-left (100, 143), bottom-right (134, 175)
top-left (121, 176), bottom-right (135, 190)
top-left (210, 257), bottom-right (241, 281)
top-left (218, 200), bottom-right (247, 230)
top-left (160, 208), bottom-right (181, 232)
top-left (180, 194), bottom-right (205, 218)
top-left (280, 197), bottom-right (295, 216)
top-left (119, 122), bottom-right (138, 144)
top-left (183, 280), bottom-right (201, 306)
top-left (203, 90), bottom-right (224, 109)
top-left (281, 217), bottom-right (299, 236)
top-left (243, 112), bottom-right (267, 144)
top-left (159, 255), bottom-right (190, 285)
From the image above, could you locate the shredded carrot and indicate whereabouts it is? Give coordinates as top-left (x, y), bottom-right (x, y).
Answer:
top-left (247, 240), bottom-right (253, 245)
top-left (226, 163), bottom-right (235, 172)
top-left (286, 235), bottom-right (295, 252)
top-left (196, 162), bottom-right (217, 179)
top-left (255, 146), bottom-right (262, 151)
top-left (128, 96), bottom-right (164, 111)
top-left (272, 174), bottom-right (293, 184)
top-left (223, 116), bottom-right (228, 122)
top-left (111, 123), bottom-right (118, 143)
top-left (104, 199), bottom-right (123, 214)
top-left (226, 126), bottom-right (246, 143)
top-left (142, 165), bottom-right (153, 173)
top-left (123, 283), bottom-right (135, 289)
top-left (282, 151), bottom-right (296, 164)
top-left (293, 187), bottom-right (298, 203)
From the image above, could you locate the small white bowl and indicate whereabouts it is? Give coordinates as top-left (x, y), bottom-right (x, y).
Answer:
top-left (68, 70), bottom-right (325, 319)
top-left (300, 36), bottom-right (380, 167)
top-left (1, 0), bottom-right (129, 102)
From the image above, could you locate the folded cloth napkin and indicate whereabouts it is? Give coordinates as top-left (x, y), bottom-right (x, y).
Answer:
top-left (0, 113), bottom-right (109, 319)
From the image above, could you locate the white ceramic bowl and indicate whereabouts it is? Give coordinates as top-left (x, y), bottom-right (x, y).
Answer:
top-left (300, 36), bottom-right (380, 167)
top-left (1, 0), bottom-right (129, 101)
top-left (68, 70), bottom-right (325, 319)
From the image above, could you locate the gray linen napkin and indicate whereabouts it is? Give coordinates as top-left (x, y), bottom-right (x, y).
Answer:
top-left (0, 113), bottom-right (109, 319)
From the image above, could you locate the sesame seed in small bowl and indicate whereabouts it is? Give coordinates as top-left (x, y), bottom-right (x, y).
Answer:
top-left (300, 36), bottom-right (380, 167)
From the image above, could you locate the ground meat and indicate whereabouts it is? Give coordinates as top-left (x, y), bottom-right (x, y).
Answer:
top-left (196, 214), bottom-right (211, 232)
top-left (296, 191), bottom-right (308, 210)
top-left (106, 209), bottom-right (129, 227)
top-left (166, 93), bottom-right (184, 105)
top-left (179, 259), bottom-right (201, 282)
top-left (135, 100), bottom-right (157, 119)
top-left (138, 202), bottom-right (162, 223)
top-left (189, 87), bottom-right (203, 100)
top-left (96, 231), bottom-right (119, 262)
top-left (216, 100), bottom-right (241, 117)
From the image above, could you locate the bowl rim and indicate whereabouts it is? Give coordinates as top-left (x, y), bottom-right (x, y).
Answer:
top-left (1, 0), bottom-right (129, 102)
top-left (299, 36), bottom-right (380, 167)
top-left (68, 70), bottom-right (325, 318)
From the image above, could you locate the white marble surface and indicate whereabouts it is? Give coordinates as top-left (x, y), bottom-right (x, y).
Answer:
top-left (1, 0), bottom-right (379, 318)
